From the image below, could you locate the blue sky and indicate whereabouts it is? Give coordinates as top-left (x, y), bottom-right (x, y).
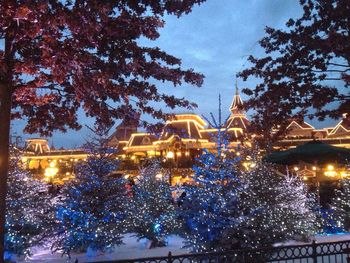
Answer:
top-left (13, 0), bottom-right (338, 148)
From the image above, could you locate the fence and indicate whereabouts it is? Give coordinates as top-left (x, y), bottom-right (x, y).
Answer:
top-left (95, 239), bottom-right (350, 263)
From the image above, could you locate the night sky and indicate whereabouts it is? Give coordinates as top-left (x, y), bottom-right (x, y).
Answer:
top-left (12, 0), bottom-right (338, 148)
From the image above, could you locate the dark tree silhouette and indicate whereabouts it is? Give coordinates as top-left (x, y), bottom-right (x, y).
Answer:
top-left (0, 1), bottom-right (205, 259)
top-left (239, 0), bottom-right (350, 145)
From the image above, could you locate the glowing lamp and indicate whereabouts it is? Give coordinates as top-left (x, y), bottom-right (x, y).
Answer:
top-left (44, 167), bottom-right (58, 179)
top-left (312, 166), bottom-right (317, 171)
top-left (324, 171), bottom-right (337, 177)
top-left (340, 171), bottom-right (350, 178)
top-left (294, 166), bottom-right (299, 171)
top-left (166, 151), bottom-right (174, 159)
top-left (327, 165), bottom-right (334, 171)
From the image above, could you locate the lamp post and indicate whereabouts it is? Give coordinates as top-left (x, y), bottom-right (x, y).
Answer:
top-left (166, 151), bottom-right (175, 185)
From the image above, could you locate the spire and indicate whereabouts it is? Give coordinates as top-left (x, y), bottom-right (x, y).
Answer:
top-left (229, 78), bottom-right (244, 115)
top-left (235, 78), bottom-right (239, 96)
top-left (226, 79), bottom-right (250, 130)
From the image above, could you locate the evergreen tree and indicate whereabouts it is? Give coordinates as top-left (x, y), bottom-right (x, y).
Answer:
top-left (238, 158), bottom-right (317, 248)
top-left (180, 150), bottom-right (242, 252)
top-left (53, 138), bottom-right (127, 255)
top-left (5, 148), bottom-right (53, 259)
top-left (180, 95), bottom-right (243, 252)
top-left (331, 179), bottom-right (350, 232)
top-left (127, 160), bottom-right (179, 248)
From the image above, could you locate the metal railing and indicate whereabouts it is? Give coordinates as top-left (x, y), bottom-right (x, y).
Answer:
top-left (95, 239), bottom-right (350, 263)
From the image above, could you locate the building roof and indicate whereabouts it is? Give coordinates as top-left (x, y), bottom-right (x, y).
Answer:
top-left (328, 117), bottom-right (350, 137)
top-left (226, 116), bottom-right (250, 130)
top-left (126, 133), bottom-right (158, 147)
top-left (286, 120), bottom-right (314, 130)
top-left (159, 115), bottom-right (205, 141)
top-left (227, 81), bottom-right (250, 130)
top-left (108, 121), bottom-right (138, 143)
top-left (229, 79), bottom-right (244, 116)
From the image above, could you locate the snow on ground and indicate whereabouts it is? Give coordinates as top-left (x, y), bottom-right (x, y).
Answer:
top-left (20, 234), bottom-right (189, 263)
top-left (18, 233), bottom-right (350, 263)
top-left (275, 232), bottom-right (350, 246)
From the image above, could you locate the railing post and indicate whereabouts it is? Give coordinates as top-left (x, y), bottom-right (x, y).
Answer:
top-left (168, 251), bottom-right (172, 263)
top-left (311, 240), bottom-right (317, 263)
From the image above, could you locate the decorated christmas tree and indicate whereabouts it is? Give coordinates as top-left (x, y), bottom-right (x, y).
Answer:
top-left (127, 160), bottom-right (180, 248)
top-left (5, 148), bottom-right (53, 259)
top-left (53, 136), bottom-right (127, 255)
top-left (180, 149), bottom-right (242, 252)
top-left (331, 179), bottom-right (350, 232)
top-left (237, 153), bottom-right (317, 248)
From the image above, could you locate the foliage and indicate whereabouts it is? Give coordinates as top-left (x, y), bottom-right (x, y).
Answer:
top-left (127, 160), bottom-right (179, 248)
top-left (331, 179), bottom-right (350, 231)
top-left (5, 148), bottom-right (53, 258)
top-left (0, 0), bottom-right (205, 135)
top-left (239, 0), bottom-right (350, 143)
top-left (53, 139), bottom-right (126, 255)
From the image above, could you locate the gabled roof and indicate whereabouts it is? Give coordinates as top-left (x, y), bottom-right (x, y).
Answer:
top-left (328, 118), bottom-right (350, 137)
top-left (108, 121), bottom-right (138, 142)
top-left (286, 120), bottom-right (314, 130)
top-left (126, 133), bottom-right (158, 147)
top-left (159, 115), bottom-right (206, 141)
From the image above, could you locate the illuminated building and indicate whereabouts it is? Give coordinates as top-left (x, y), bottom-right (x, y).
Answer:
top-left (20, 81), bottom-right (350, 183)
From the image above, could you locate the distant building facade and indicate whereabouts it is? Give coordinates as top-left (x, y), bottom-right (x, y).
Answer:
top-left (20, 81), bottom-right (350, 184)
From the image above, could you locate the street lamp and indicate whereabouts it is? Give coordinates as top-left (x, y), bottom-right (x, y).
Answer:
top-left (44, 161), bottom-right (58, 183)
top-left (166, 151), bottom-right (174, 159)
top-left (166, 151), bottom-right (175, 185)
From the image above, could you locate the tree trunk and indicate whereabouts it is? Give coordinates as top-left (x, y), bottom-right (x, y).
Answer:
top-left (0, 84), bottom-right (12, 263)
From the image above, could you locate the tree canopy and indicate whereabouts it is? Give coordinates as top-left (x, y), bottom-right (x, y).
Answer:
top-left (239, 0), bottom-right (350, 141)
top-left (0, 0), bottom-right (205, 135)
